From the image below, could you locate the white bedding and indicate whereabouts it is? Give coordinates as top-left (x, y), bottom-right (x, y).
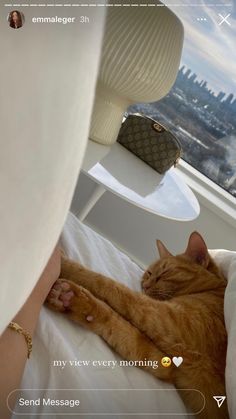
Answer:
top-left (15, 212), bottom-right (187, 419)
top-left (209, 249), bottom-right (236, 418)
top-left (14, 212), bottom-right (236, 418)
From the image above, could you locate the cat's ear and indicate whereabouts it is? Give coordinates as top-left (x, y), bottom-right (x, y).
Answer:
top-left (156, 240), bottom-right (172, 258)
top-left (184, 232), bottom-right (209, 268)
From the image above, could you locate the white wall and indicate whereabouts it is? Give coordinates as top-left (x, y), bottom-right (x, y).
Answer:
top-left (71, 172), bottom-right (236, 268)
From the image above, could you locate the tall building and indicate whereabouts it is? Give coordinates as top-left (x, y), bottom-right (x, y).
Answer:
top-left (184, 68), bottom-right (192, 79)
top-left (217, 91), bottom-right (226, 102)
top-left (225, 93), bottom-right (234, 105)
top-left (189, 73), bottom-right (197, 83)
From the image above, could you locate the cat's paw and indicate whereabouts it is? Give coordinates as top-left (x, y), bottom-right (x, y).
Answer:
top-left (46, 279), bottom-right (75, 312)
top-left (46, 279), bottom-right (95, 323)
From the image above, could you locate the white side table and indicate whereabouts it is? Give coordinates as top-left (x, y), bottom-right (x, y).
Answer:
top-left (77, 140), bottom-right (200, 222)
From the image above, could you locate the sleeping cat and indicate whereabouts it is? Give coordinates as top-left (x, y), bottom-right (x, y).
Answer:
top-left (46, 231), bottom-right (228, 419)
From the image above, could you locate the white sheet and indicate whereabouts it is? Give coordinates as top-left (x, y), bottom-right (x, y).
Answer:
top-left (15, 212), bottom-right (187, 419)
top-left (209, 249), bottom-right (236, 418)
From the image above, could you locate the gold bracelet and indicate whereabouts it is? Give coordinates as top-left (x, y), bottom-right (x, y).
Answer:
top-left (8, 321), bottom-right (33, 359)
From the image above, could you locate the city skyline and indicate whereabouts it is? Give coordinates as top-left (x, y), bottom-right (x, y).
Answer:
top-left (164, 0), bottom-right (236, 96)
top-left (179, 65), bottom-right (236, 105)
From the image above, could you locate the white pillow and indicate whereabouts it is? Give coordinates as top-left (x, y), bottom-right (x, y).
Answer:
top-left (210, 249), bottom-right (236, 418)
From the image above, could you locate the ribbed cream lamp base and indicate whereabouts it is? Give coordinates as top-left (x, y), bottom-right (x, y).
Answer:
top-left (89, 82), bottom-right (130, 145)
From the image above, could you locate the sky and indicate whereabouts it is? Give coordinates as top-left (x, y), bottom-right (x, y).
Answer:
top-left (163, 0), bottom-right (236, 96)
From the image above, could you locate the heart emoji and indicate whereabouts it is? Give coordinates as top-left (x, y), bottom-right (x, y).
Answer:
top-left (172, 357), bottom-right (183, 367)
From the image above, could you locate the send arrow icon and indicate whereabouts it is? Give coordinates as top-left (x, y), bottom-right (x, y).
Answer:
top-left (213, 396), bottom-right (226, 408)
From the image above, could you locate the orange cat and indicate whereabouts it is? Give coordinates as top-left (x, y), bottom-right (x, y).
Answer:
top-left (46, 232), bottom-right (228, 419)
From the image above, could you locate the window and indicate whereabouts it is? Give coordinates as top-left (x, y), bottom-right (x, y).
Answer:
top-left (128, 1), bottom-right (236, 198)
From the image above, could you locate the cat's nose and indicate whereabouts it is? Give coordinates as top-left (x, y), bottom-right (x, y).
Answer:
top-left (142, 282), bottom-right (151, 291)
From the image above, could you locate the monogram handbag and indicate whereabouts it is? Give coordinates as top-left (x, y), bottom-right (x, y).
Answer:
top-left (117, 113), bottom-right (182, 174)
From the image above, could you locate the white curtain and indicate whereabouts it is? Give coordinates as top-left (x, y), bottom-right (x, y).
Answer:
top-left (0, 5), bottom-right (106, 334)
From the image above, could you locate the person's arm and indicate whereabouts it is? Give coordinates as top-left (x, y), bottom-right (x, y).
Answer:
top-left (0, 244), bottom-right (61, 419)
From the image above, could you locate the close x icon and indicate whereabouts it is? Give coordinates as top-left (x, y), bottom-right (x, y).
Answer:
top-left (218, 13), bottom-right (231, 26)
